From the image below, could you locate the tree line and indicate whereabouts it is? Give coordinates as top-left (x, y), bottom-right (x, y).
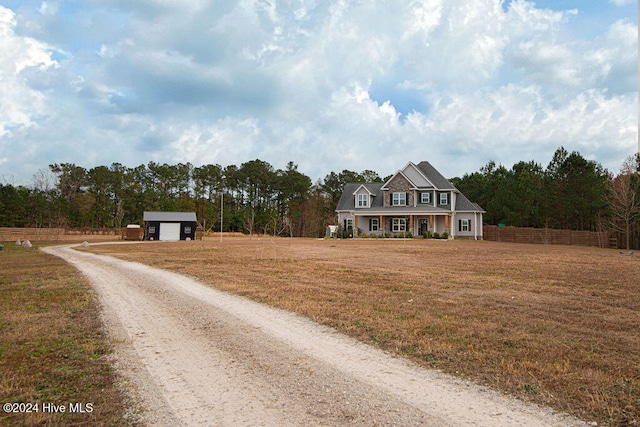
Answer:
top-left (0, 159), bottom-right (381, 239)
top-left (1, 147), bottom-right (638, 247)
top-left (451, 148), bottom-right (640, 248)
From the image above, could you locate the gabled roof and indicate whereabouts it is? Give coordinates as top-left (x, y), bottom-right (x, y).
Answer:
top-left (380, 170), bottom-right (419, 190)
top-left (415, 161), bottom-right (456, 190)
top-left (455, 193), bottom-right (486, 212)
top-left (352, 184), bottom-right (376, 196)
top-left (400, 161), bottom-right (435, 188)
top-left (381, 161), bottom-right (456, 191)
top-left (143, 211), bottom-right (197, 222)
top-left (336, 183), bottom-right (384, 211)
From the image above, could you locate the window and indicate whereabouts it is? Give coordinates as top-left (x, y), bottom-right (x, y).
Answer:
top-left (184, 226), bottom-right (192, 234)
top-left (370, 218), bottom-right (379, 231)
top-left (346, 218), bottom-right (353, 229)
top-left (393, 192), bottom-right (406, 206)
top-left (439, 193), bottom-right (449, 205)
top-left (392, 218), bottom-right (406, 232)
top-left (460, 219), bottom-right (470, 232)
top-left (421, 192), bottom-right (431, 204)
top-left (357, 193), bottom-right (368, 207)
top-left (149, 226), bottom-right (156, 234)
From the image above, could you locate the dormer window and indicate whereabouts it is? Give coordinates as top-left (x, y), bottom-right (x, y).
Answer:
top-left (357, 193), bottom-right (368, 208)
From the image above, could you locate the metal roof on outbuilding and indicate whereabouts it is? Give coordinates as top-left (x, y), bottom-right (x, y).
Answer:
top-left (143, 211), bottom-right (197, 222)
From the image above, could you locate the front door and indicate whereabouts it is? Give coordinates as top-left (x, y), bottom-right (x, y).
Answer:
top-left (419, 219), bottom-right (430, 236)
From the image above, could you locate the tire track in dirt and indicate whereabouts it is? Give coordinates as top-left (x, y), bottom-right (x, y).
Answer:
top-left (43, 244), bottom-right (587, 426)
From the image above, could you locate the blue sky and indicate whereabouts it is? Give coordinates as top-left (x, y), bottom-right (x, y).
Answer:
top-left (0, 0), bottom-right (637, 186)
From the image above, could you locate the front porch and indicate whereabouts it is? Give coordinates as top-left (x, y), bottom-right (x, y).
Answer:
top-left (350, 214), bottom-right (452, 238)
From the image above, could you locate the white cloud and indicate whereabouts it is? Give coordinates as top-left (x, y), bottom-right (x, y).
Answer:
top-left (0, 0), bottom-right (637, 185)
top-left (505, 0), bottom-right (575, 35)
top-left (406, 85), bottom-right (638, 174)
top-left (402, 0), bottom-right (442, 39)
top-left (510, 18), bottom-right (638, 94)
top-left (0, 6), bottom-right (57, 138)
top-left (37, 2), bottom-right (57, 16)
top-left (169, 118), bottom-right (261, 167)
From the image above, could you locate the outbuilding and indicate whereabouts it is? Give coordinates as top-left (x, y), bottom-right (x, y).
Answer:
top-left (122, 224), bottom-right (144, 240)
top-left (143, 211), bottom-right (198, 241)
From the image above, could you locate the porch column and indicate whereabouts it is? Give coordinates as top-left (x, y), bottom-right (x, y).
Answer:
top-left (354, 215), bottom-right (359, 236)
top-left (474, 213), bottom-right (478, 240)
top-left (450, 212), bottom-right (456, 238)
top-left (380, 215), bottom-right (383, 235)
top-left (409, 215), bottom-right (414, 235)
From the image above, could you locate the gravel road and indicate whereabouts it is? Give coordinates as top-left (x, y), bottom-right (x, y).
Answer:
top-left (42, 244), bottom-right (588, 426)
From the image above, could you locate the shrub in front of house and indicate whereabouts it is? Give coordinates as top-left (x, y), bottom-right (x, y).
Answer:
top-left (442, 232), bottom-right (449, 239)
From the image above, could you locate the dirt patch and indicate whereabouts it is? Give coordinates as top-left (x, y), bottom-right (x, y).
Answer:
top-left (86, 237), bottom-right (640, 425)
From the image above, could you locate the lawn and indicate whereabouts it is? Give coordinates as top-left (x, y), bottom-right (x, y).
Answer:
top-left (87, 236), bottom-right (640, 425)
top-left (0, 244), bottom-right (137, 426)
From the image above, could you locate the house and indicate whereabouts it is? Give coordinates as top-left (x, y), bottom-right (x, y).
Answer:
top-left (336, 161), bottom-right (485, 239)
top-left (143, 211), bottom-right (198, 241)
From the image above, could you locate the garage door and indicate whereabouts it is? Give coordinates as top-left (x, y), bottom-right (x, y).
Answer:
top-left (159, 222), bottom-right (181, 241)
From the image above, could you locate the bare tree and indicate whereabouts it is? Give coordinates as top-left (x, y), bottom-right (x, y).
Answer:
top-left (604, 155), bottom-right (640, 249)
top-left (31, 168), bottom-right (57, 231)
top-left (32, 168), bottom-right (55, 193)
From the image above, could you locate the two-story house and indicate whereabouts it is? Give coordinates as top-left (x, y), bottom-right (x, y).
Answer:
top-left (336, 161), bottom-right (485, 239)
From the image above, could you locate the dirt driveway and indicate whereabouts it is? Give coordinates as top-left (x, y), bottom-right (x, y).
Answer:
top-left (42, 244), bottom-right (587, 426)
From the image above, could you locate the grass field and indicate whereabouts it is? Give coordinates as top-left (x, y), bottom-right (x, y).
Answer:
top-left (86, 236), bottom-right (640, 426)
top-left (0, 244), bottom-right (136, 426)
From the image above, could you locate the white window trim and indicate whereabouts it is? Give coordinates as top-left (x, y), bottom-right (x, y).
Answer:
top-left (421, 192), bottom-right (431, 204)
top-left (439, 193), bottom-right (448, 205)
top-left (371, 218), bottom-right (379, 231)
top-left (461, 219), bottom-right (470, 232)
top-left (393, 192), bottom-right (406, 206)
top-left (392, 218), bottom-right (406, 232)
top-left (357, 193), bottom-right (368, 208)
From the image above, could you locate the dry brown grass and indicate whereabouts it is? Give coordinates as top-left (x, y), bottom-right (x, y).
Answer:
top-left (0, 244), bottom-right (137, 426)
top-left (88, 237), bottom-right (640, 426)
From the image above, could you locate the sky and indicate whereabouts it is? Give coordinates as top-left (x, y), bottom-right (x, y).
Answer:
top-left (0, 0), bottom-right (637, 186)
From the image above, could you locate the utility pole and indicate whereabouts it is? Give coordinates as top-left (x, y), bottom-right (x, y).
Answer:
top-left (219, 192), bottom-right (223, 242)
